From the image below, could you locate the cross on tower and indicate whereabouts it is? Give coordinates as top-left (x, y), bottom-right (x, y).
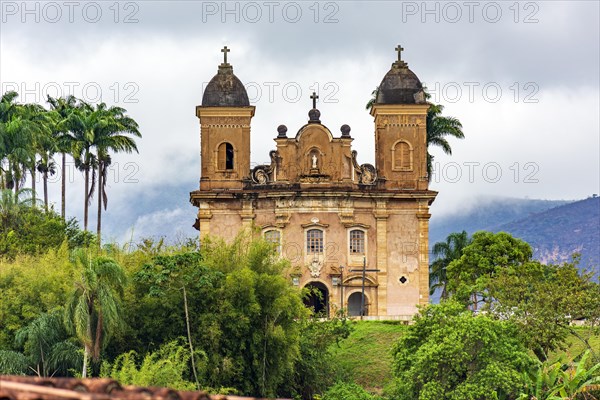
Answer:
top-left (395, 45), bottom-right (404, 62)
top-left (310, 92), bottom-right (319, 109)
top-left (221, 46), bottom-right (230, 64)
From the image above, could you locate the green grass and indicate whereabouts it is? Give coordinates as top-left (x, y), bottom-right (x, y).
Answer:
top-left (329, 321), bottom-right (599, 393)
top-left (547, 326), bottom-right (600, 363)
top-left (329, 320), bottom-right (407, 391)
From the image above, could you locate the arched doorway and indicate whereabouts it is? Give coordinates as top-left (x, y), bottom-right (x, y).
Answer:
top-left (303, 281), bottom-right (329, 317)
top-left (348, 292), bottom-right (368, 317)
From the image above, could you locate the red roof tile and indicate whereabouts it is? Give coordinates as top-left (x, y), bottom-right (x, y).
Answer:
top-left (0, 377), bottom-right (289, 400)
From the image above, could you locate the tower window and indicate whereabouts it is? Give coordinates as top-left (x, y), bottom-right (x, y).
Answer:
top-left (349, 229), bottom-right (365, 254)
top-left (306, 229), bottom-right (323, 254)
top-left (393, 140), bottom-right (412, 171)
top-left (218, 142), bottom-right (235, 170)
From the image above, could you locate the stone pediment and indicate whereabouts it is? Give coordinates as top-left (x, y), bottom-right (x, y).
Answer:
top-left (295, 123), bottom-right (334, 142)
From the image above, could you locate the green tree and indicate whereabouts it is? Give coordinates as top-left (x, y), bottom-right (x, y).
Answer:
top-left (446, 231), bottom-right (533, 310)
top-left (67, 102), bottom-right (101, 231)
top-left (366, 87), bottom-right (464, 180)
top-left (22, 103), bottom-right (52, 208)
top-left (201, 234), bottom-right (307, 397)
top-left (15, 310), bottom-right (81, 377)
top-left (280, 313), bottom-right (353, 399)
top-left (321, 382), bottom-right (379, 400)
top-left (390, 301), bottom-right (535, 400)
top-left (489, 256), bottom-right (600, 362)
top-left (0, 91), bottom-right (21, 190)
top-left (64, 249), bottom-right (127, 377)
top-left (134, 233), bottom-right (307, 397)
top-left (47, 95), bottom-right (78, 219)
top-left (429, 230), bottom-right (471, 300)
top-left (0, 188), bottom-right (90, 258)
top-left (0, 350), bottom-right (29, 374)
top-left (0, 93), bottom-right (45, 194)
top-left (91, 103), bottom-right (140, 245)
top-left (425, 101), bottom-right (464, 181)
top-left (0, 243), bottom-right (75, 349)
top-left (445, 231), bottom-right (600, 362)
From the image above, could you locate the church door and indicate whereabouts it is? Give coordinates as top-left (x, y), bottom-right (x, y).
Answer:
top-left (348, 292), bottom-right (368, 317)
top-left (303, 281), bottom-right (329, 317)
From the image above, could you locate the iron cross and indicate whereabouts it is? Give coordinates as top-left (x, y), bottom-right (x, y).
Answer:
top-left (221, 46), bottom-right (230, 64)
top-left (350, 257), bottom-right (380, 318)
top-left (310, 92), bottom-right (319, 109)
top-left (395, 45), bottom-right (404, 62)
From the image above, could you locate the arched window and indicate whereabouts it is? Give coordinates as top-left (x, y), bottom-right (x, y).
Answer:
top-left (264, 229), bottom-right (281, 254)
top-left (218, 142), bottom-right (234, 170)
top-left (349, 229), bottom-right (365, 254)
top-left (306, 229), bottom-right (323, 254)
top-left (393, 140), bottom-right (412, 171)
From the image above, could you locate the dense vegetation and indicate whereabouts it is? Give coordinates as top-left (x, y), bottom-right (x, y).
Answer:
top-left (2, 196), bottom-right (599, 399)
top-left (0, 193), bottom-right (354, 398)
top-left (0, 91), bottom-right (141, 245)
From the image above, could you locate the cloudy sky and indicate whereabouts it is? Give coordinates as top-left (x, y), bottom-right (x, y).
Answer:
top-left (1, 1), bottom-right (598, 243)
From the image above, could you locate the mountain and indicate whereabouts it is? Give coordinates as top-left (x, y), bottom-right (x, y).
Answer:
top-left (490, 197), bottom-right (599, 275)
top-left (429, 197), bottom-right (570, 245)
top-left (429, 196), bottom-right (599, 278)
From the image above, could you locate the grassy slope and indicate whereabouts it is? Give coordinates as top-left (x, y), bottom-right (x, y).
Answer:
top-left (330, 320), bottom-right (599, 392)
top-left (329, 321), bottom-right (407, 391)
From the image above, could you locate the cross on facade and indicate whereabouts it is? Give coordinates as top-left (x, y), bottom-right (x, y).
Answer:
top-left (221, 46), bottom-right (230, 64)
top-left (350, 257), bottom-right (381, 318)
top-left (310, 92), bottom-right (319, 109)
top-left (395, 45), bottom-right (404, 62)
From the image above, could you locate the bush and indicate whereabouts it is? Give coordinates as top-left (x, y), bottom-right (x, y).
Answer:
top-left (101, 340), bottom-right (198, 390)
top-left (321, 382), bottom-right (379, 400)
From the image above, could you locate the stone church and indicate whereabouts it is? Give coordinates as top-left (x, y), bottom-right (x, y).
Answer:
top-left (190, 46), bottom-right (437, 319)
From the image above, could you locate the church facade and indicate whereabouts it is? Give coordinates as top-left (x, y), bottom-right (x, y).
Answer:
top-left (190, 47), bottom-right (437, 319)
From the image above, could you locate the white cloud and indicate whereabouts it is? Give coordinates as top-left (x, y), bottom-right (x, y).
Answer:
top-left (1, 1), bottom-right (598, 241)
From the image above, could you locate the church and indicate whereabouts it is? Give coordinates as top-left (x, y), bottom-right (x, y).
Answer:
top-left (190, 46), bottom-right (437, 319)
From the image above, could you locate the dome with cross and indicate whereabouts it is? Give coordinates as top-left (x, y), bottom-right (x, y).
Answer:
top-left (202, 46), bottom-right (250, 107)
top-left (375, 45), bottom-right (426, 105)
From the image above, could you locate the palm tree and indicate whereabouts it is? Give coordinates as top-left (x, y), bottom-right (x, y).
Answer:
top-left (0, 93), bottom-right (35, 193)
top-left (366, 87), bottom-right (464, 180)
top-left (426, 101), bottom-right (464, 181)
top-left (64, 249), bottom-right (127, 377)
top-left (22, 103), bottom-right (53, 208)
top-left (429, 230), bottom-right (471, 300)
top-left (0, 93), bottom-right (51, 200)
top-left (15, 310), bottom-right (80, 377)
top-left (0, 91), bottom-right (20, 189)
top-left (91, 103), bottom-right (140, 245)
top-left (68, 101), bottom-right (101, 231)
top-left (47, 95), bottom-right (78, 219)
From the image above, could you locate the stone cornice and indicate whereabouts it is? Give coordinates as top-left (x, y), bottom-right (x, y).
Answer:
top-left (196, 106), bottom-right (256, 119)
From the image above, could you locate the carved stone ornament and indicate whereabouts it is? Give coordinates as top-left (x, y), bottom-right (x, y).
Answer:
top-left (250, 150), bottom-right (280, 185)
top-left (351, 151), bottom-right (377, 184)
top-left (251, 166), bottom-right (269, 184)
top-left (359, 164), bottom-right (377, 185)
top-left (308, 259), bottom-right (323, 278)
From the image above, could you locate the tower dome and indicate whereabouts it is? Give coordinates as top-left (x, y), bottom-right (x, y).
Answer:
top-left (202, 47), bottom-right (250, 107)
top-left (375, 46), bottom-right (426, 105)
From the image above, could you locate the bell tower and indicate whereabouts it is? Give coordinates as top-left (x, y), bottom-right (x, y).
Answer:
top-left (196, 46), bottom-right (255, 190)
top-left (370, 45), bottom-right (429, 191)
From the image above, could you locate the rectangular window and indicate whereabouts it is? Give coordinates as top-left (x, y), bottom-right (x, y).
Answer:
top-left (264, 230), bottom-right (281, 254)
top-left (349, 230), bottom-right (365, 254)
top-left (306, 229), bottom-right (323, 254)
